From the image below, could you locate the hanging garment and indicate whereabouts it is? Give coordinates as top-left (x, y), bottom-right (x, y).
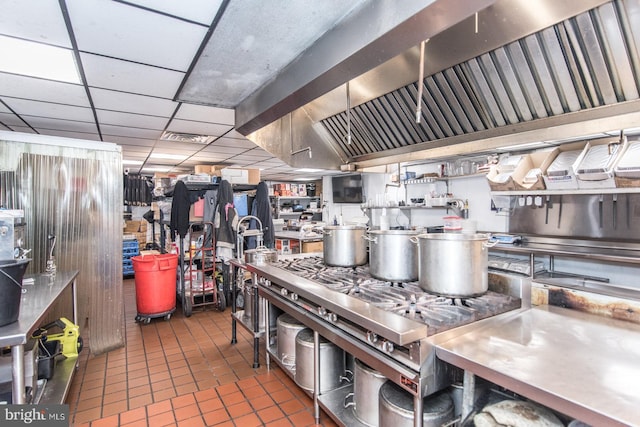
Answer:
top-left (170, 180), bottom-right (191, 240)
top-left (214, 180), bottom-right (238, 261)
top-left (247, 181), bottom-right (275, 249)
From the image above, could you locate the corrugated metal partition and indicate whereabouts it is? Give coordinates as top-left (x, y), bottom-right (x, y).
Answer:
top-left (0, 137), bottom-right (124, 355)
top-left (321, 1), bottom-right (640, 158)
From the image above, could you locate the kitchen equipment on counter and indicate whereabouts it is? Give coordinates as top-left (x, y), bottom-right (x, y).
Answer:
top-left (365, 229), bottom-right (421, 282)
top-left (295, 329), bottom-right (345, 393)
top-left (344, 359), bottom-right (387, 426)
top-left (323, 225), bottom-right (368, 267)
top-left (244, 246), bottom-right (278, 264)
top-left (0, 258), bottom-right (30, 326)
top-left (415, 233), bottom-right (496, 297)
top-left (379, 381), bottom-right (455, 427)
top-left (575, 138), bottom-right (626, 187)
top-left (276, 314), bottom-right (307, 368)
top-left (615, 140), bottom-right (640, 178)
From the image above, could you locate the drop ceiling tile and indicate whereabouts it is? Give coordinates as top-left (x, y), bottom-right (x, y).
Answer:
top-left (3, 98), bottom-right (94, 121)
top-left (101, 124), bottom-right (162, 139)
top-left (81, 53), bottom-right (184, 98)
top-left (0, 0), bottom-right (71, 48)
top-left (0, 123), bottom-right (10, 131)
top-left (154, 140), bottom-right (207, 151)
top-left (201, 145), bottom-right (247, 155)
top-left (231, 154), bottom-right (274, 162)
top-left (0, 74), bottom-right (90, 107)
top-left (225, 129), bottom-right (250, 139)
top-left (119, 145), bottom-right (152, 155)
top-left (6, 126), bottom-right (36, 134)
top-left (213, 137), bottom-right (258, 149)
top-left (90, 88), bottom-right (179, 116)
top-left (67, 0), bottom-right (208, 71)
top-left (190, 153), bottom-right (232, 162)
top-left (96, 110), bottom-right (169, 130)
top-left (103, 135), bottom-right (156, 147)
top-left (125, 0), bottom-right (224, 26)
top-left (150, 147), bottom-right (199, 157)
top-left (26, 116), bottom-right (99, 133)
top-left (175, 103), bottom-right (234, 124)
top-left (38, 129), bottom-right (101, 141)
top-left (0, 112), bottom-right (26, 127)
top-left (167, 119), bottom-right (232, 136)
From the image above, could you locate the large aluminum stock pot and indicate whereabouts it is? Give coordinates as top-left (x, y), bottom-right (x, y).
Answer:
top-left (323, 225), bottom-right (368, 267)
top-left (414, 233), bottom-right (497, 297)
top-left (365, 229), bottom-right (421, 282)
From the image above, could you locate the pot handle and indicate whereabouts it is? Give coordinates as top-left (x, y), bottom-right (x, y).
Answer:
top-left (409, 236), bottom-right (420, 244)
top-left (362, 234), bottom-right (377, 243)
top-left (323, 229), bottom-right (332, 236)
top-left (343, 392), bottom-right (355, 409)
top-left (482, 239), bottom-right (499, 249)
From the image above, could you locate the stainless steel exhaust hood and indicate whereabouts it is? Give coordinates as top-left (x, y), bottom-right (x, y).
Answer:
top-left (237, 0), bottom-right (640, 171)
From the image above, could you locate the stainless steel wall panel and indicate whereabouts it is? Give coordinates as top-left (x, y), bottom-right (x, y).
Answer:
top-left (0, 137), bottom-right (124, 355)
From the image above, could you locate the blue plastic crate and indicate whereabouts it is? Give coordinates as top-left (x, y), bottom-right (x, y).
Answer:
top-left (123, 247), bottom-right (139, 257)
top-left (123, 240), bottom-right (139, 250)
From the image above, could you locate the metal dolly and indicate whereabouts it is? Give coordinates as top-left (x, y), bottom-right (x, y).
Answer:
top-left (178, 221), bottom-right (226, 317)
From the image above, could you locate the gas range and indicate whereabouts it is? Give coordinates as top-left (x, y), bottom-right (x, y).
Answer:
top-left (275, 256), bottom-right (520, 336)
top-left (243, 254), bottom-right (523, 398)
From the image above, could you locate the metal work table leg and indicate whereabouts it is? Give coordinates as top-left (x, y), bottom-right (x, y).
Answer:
top-left (313, 330), bottom-right (320, 424)
top-left (462, 370), bottom-right (476, 422)
top-left (11, 344), bottom-right (25, 404)
top-left (230, 265), bottom-right (237, 344)
top-left (252, 275), bottom-right (260, 368)
top-left (265, 298), bottom-right (271, 370)
top-left (414, 394), bottom-right (423, 427)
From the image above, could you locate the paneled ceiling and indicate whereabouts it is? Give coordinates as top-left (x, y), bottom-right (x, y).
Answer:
top-left (0, 0), bottom-right (367, 180)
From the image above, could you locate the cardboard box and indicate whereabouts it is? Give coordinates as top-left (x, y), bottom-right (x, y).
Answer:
top-left (194, 165), bottom-right (212, 174)
top-left (302, 241), bottom-right (323, 253)
top-left (275, 238), bottom-right (300, 255)
top-left (221, 168), bottom-right (260, 185)
top-left (511, 148), bottom-right (559, 191)
top-left (542, 141), bottom-right (588, 190)
top-left (486, 155), bottom-right (528, 191)
top-left (575, 139), bottom-right (627, 190)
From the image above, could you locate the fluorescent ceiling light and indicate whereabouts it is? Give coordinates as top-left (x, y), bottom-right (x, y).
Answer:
top-left (123, 159), bottom-right (144, 165)
top-left (141, 166), bottom-right (172, 172)
top-left (150, 153), bottom-right (188, 160)
top-left (0, 35), bottom-right (81, 84)
top-left (296, 168), bottom-right (324, 173)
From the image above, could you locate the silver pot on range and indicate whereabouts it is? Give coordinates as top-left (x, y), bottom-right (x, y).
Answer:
top-left (414, 233), bottom-right (497, 297)
top-left (365, 229), bottom-right (421, 282)
top-left (322, 225), bottom-right (368, 267)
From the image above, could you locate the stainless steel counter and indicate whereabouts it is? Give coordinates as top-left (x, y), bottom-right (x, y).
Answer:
top-left (435, 305), bottom-right (640, 427)
top-left (0, 270), bottom-right (78, 404)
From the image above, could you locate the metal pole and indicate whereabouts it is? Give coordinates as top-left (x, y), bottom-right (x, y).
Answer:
top-left (461, 370), bottom-right (476, 421)
top-left (414, 394), bottom-right (424, 427)
top-left (11, 345), bottom-right (25, 403)
top-left (313, 330), bottom-right (321, 424)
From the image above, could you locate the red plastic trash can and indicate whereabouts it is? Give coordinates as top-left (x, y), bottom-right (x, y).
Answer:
top-left (131, 254), bottom-right (178, 318)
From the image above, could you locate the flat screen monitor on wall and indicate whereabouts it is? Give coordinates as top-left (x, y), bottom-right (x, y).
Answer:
top-left (332, 174), bottom-right (364, 204)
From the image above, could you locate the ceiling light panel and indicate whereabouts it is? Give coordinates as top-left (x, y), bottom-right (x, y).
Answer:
top-left (167, 119), bottom-right (232, 136)
top-left (0, 35), bottom-right (80, 83)
top-left (178, 0), bottom-right (367, 107)
top-left (0, 0), bottom-right (71, 48)
top-left (0, 74), bottom-right (89, 107)
top-left (175, 103), bottom-right (235, 124)
top-left (89, 88), bottom-right (179, 116)
top-left (125, 0), bottom-right (224, 25)
top-left (66, 0), bottom-right (208, 71)
top-left (96, 110), bottom-right (169, 130)
top-left (5, 98), bottom-right (93, 121)
top-left (80, 53), bottom-right (185, 98)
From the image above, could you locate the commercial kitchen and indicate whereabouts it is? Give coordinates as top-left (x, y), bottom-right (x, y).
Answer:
top-left (1, 1), bottom-right (640, 426)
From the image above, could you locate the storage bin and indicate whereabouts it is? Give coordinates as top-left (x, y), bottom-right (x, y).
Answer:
top-left (37, 340), bottom-right (60, 380)
top-left (131, 254), bottom-right (178, 315)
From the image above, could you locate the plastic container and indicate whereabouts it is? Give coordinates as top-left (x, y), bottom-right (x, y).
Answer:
top-left (131, 254), bottom-right (178, 315)
top-left (0, 258), bottom-right (30, 327)
top-left (37, 340), bottom-right (60, 380)
top-left (443, 216), bottom-right (462, 232)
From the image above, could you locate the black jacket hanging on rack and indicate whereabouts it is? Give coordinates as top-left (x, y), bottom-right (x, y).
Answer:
top-left (247, 181), bottom-right (275, 249)
top-left (170, 180), bottom-right (191, 240)
top-left (214, 180), bottom-right (237, 260)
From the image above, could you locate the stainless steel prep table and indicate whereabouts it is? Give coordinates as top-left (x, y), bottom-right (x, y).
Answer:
top-left (435, 304), bottom-right (640, 427)
top-left (0, 270), bottom-right (79, 404)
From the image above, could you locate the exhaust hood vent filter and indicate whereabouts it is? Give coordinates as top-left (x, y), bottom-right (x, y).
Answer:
top-left (160, 131), bottom-right (215, 145)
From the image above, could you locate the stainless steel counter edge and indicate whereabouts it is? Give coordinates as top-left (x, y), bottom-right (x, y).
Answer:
top-left (491, 241), bottom-right (640, 264)
top-left (434, 305), bottom-right (640, 427)
top-left (242, 262), bottom-right (428, 345)
top-left (0, 271), bottom-right (79, 347)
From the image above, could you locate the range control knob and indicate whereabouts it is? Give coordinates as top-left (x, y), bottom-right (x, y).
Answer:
top-left (280, 288), bottom-right (288, 296)
top-left (290, 293), bottom-right (299, 301)
top-left (327, 312), bottom-right (338, 323)
top-left (381, 341), bottom-right (394, 353)
top-left (367, 331), bottom-right (378, 344)
top-left (318, 307), bottom-right (327, 316)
